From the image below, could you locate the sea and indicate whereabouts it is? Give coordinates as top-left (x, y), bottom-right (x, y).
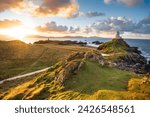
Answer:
top-left (27, 37), bottom-right (150, 61)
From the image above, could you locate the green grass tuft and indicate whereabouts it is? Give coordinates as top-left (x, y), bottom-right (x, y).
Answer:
top-left (64, 60), bottom-right (135, 94)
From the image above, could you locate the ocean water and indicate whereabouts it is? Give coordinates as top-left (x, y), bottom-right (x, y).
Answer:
top-left (29, 37), bottom-right (150, 61)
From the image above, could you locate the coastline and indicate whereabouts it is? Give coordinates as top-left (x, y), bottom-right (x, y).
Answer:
top-left (34, 37), bottom-right (150, 61)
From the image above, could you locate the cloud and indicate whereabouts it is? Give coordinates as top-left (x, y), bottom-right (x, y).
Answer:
top-left (134, 15), bottom-right (150, 34)
top-left (82, 26), bottom-right (93, 34)
top-left (0, 19), bottom-right (22, 29)
top-left (85, 11), bottom-right (105, 18)
top-left (0, 0), bottom-right (79, 18)
top-left (69, 26), bottom-right (80, 33)
top-left (104, 0), bottom-right (113, 4)
top-left (71, 11), bottom-right (105, 18)
top-left (36, 21), bottom-right (68, 32)
top-left (34, 0), bottom-right (79, 18)
top-left (104, 0), bottom-right (144, 6)
top-left (138, 15), bottom-right (150, 25)
top-left (91, 16), bottom-right (150, 34)
top-left (0, 0), bottom-right (24, 12)
top-left (0, 1), bottom-right (104, 19)
top-left (92, 17), bottom-right (135, 32)
top-left (35, 15), bottom-right (150, 37)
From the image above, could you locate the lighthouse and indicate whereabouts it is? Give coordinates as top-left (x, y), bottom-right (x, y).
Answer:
top-left (115, 31), bottom-right (121, 39)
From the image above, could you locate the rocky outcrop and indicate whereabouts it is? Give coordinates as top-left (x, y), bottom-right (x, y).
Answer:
top-left (97, 38), bottom-right (149, 74)
top-left (55, 60), bottom-right (83, 83)
top-left (54, 50), bottom-right (105, 84)
top-left (92, 41), bottom-right (103, 45)
top-left (113, 52), bottom-right (147, 73)
top-left (125, 47), bottom-right (141, 54)
top-left (119, 45), bottom-right (149, 73)
top-left (143, 63), bottom-right (150, 74)
top-left (84, 51), bottom-right (105, 65)
top-left (97, 38), bottom-right (130, 54)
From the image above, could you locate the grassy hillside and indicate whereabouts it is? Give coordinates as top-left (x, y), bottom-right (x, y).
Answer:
top-left (0, 40), bottom-right (92, 80)
top-left (0, 41), bottom-right (149, 100)
top-left (97, 38), bottom-right (129, 54)
top-left (1, 62), bottom-right (148, 100)
top-left (1, 51), bottom-right (149, 100)
top-left (65, 60), bottom-right (134, 94)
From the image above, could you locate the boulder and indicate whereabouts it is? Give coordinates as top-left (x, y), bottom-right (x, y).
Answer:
top-left (92, 41), bottom-right (103, 45)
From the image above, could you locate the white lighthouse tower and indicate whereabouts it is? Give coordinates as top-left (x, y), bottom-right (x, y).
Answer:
top-left (115, 31), bottom-right (121, 39)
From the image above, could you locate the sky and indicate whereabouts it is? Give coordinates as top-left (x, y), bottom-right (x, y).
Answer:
top-left (0, 0), bottom-right (150, 42)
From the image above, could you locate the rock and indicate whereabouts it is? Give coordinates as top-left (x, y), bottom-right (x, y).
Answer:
top-left (135, 63), bottom-right (142, 69)
top-left (55, 51), bottom-right (105, 84)
top-left (114, 53), bottom-right (147, 73)
top-left (92, 41), bottom-right (103, 45)
top-left (143, 64), bottom-right (150, 74)
top-left (78, 61), bottom-right (85, 70)
top-left (55, 60), bottom-right (82, 83)
top-left (54, 52), bottom-right (87, 83)
top-left (84, 50), bottom-right (105, 65)
top-left (117, 53), bottom-right (146, 65)
top-left (148, 60), bottom-right (150, 65)
top-left (77, 41), bottom-right (87, 46)
top-left (126, 47), bottom-right (141, 54)
top-left (97, 38), bottom-right (148, 74)
top-left (67, 52), bottom-right (85, 62)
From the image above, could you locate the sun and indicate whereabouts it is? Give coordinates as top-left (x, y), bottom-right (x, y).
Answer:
top-left (1, 25), bottom-right (36, 40)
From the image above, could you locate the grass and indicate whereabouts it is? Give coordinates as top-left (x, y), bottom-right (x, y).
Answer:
top-left (0, 41), bottom-right (149, 100)
top-left (98, 38), bottom-right (129, 54)
top-left (0, 73), bottom-right (42, 93)
top-left (64, 60), bottom-right (135, 94)
top-left (0, 40), bottom-right (93, 80)
top-left (0, 59), bottom-right (149, 100)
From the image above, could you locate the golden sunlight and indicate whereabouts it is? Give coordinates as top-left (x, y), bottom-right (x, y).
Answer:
top-left (1, 25), bottom-right (36, 40)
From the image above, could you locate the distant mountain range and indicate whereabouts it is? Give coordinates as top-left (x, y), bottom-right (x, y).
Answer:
top-left (26, 35), bottom-right (101, 39)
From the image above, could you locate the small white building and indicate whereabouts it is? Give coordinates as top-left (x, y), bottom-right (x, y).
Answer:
top-left (115, 31), bottom-right (122, 39)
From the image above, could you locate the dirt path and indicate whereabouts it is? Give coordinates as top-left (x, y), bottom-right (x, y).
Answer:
top-left (0, 67), bottom-right (50, 84)
top-left (0, 51), bottom-right (111, 85)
